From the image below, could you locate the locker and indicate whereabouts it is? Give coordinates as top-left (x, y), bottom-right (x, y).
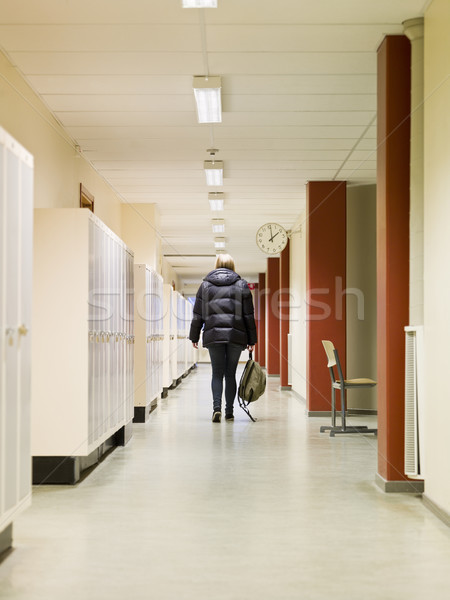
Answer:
top-left (133, 264), bottom-right (163, 422)
top-left (162, 284), bottom-right (173, 393)
top-left (32, 209), bottom-right (134, 481)
top-left (0, 128), bottom-right (34, 546)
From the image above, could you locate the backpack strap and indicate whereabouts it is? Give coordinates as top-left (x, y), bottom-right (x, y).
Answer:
top-left (237, 394), bottom-right (257, 422)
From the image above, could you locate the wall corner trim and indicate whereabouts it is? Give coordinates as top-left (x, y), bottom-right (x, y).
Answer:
top-left (422, 495), bottom-right (450, 528)
top-left (375, 473), bottom-right (424, 494)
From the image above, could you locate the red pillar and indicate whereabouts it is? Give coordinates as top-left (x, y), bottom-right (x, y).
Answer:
top-left (306, 181), bottom-right (346, 412)
top-left (280, 241), bottom-right (290, 388)
top-left (266, 258), bottom-right (280, 375)
top-left (377, 36), bottom-right (411, 485)
top-left (253, 284), bottom-right (259, 362)
top-left (258, 273), bottom-right (266, 368)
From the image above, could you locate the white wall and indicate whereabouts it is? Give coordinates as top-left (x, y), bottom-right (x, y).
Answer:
top-left (423, 0), bottom-right (450, 516)
top-left (346, 184), bottom-right (377, 409)
top-left (289, 214), bottom-right (307, 399)
top-left (0, 51), bottom-right (122, 235)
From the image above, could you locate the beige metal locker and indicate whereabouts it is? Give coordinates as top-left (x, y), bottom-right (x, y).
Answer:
top-left (32, 209), bottom-right (134, 484)
top-left (0, 128), bottom-right (34, 554)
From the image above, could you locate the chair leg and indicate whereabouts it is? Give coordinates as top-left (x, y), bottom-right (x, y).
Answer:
top-left (327, 384), bottom-right (376, 436)
top-left (320, 386), bottom-right (336, 433)
top-left (341, 386), bottom-right (346, 429)
top-left (331, 387), bottom-right (336, 427)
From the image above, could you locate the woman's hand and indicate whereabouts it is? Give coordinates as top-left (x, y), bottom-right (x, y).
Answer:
top-left (192, 342), bottom-right (198, 349)
top-left (247, 345), bottom-right (255, 352)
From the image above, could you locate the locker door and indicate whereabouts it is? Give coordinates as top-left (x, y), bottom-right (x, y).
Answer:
top-left (4, 148), bottom-right (20, 512)
top-left (0, 144), bottom-right (4, 510)
top-left (17, 158), bottom-right (33, 500)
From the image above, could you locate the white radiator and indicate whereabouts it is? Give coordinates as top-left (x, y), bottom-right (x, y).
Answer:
top-left (404, 326), bottom-right (425, 479)
top-left (0, 128), bottom-right (34, 534)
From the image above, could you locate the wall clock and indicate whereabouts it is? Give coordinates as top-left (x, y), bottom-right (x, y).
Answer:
top-left (256, 222), bottom-right (288, 254)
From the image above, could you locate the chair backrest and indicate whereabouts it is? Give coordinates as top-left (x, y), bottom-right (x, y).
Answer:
top-left (322, 340), bottom-right (336, 367)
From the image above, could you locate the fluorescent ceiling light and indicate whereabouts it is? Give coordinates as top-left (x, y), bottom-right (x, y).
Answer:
top-left (212, 219), bottom-right (225, 233)
top-left (183, 0), bottom-right (217, 7)
top-left (193, 76), bottom-right (222, 123)
top-left (208, 192), bottom-right (224, 211)
top-left (204, 160), bottom-right (223, 186)
top-left (214, 237), bottom-right (226, 249)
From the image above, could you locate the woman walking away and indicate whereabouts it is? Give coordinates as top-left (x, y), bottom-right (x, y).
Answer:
top-left (189, 254), bottom-right (257, 422)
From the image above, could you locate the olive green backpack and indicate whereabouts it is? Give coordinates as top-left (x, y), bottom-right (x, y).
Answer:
top-left (238, 351), bottom-right (266, 421)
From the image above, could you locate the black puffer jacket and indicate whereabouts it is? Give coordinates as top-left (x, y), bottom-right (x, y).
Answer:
top-left (189, 268), bottom-right (257, 348)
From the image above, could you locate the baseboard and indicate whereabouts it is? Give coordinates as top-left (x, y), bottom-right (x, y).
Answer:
top-left (33, 424), bottom-right (131, 485)
top-left (348, 408), bottom-right (378, 415)
top-left (289, 389), bottom-right (306, 404)
top-left (161, 387), bottom-right (169, 399)
top-left (422, 495), bottom-right (450, 528)
top-left (115, 421), bottom-right (133, 446)
top-left (133, 399), bottom-right (157, 423)
top-left (375, 473), bottom-right (424, 494)
top-left (280, 385), bottom-right (292, 390)
top-left (0, 524), bottom-right (12, 557)
top-left (170, 377), bottom-right (183, 389)
top-left (267, 374), bottom-right (279, 378)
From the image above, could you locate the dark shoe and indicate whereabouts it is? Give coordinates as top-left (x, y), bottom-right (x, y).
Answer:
top-left (225, 414), bottom-right (234, 421)
top-left (212, 411), bottom-right (221, 423)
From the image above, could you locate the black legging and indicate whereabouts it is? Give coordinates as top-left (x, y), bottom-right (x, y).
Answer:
top-left (207, 343), bottom-right (243, 414)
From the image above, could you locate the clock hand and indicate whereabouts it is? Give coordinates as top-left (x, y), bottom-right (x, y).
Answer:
top-left (269, 231), bottom-right (280, 243)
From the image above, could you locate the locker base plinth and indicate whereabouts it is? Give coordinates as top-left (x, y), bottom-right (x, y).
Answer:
top-left (115, 421), bottom-right (133, 446)
top-left (133, 400), bottom-right (157, 423)
top-left (170, 378), bottom-right (182, 389)
top-left (0, 524), bottom-right (13, 557)
top-left (32, 425), bottom-right (131, 485)
top-left (33, 456), bottom-right (82, 485)
top-left (161, 387), bottom-right (169, 399)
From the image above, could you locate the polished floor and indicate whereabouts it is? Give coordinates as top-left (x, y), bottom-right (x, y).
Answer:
top-left (1, 364), bottom-right (450, 600)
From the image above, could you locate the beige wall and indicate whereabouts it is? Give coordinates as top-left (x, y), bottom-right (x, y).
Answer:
top-left (346, 185), bottom-right (377, 409)
top-left (423, 0), bottom-right (450, 515)
top-left (0, 51), bottom-right (122, 236)
top-left (121, 203), bottom-right (162, 271)
top-left (289, 214), bottom-right (307, 399)
top-left (162, 257), bottom-right (181, 292)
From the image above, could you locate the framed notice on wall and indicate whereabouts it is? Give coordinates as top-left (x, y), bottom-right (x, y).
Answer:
top-left (80, 183), bottom-right (95, 212)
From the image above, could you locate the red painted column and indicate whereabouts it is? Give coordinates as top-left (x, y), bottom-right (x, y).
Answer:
top-left (252, 284), bottom-right (259, 362)
top-left (280, 241), bottom-right (290, 388)
top-left (377, 36), bottom-right (411, 485)
top-left (266, 257), bottom-right (280, 375)
top-left (306, 181), bottom-right (346, 412)
top-left (258, 273), bottom-right (266, 368)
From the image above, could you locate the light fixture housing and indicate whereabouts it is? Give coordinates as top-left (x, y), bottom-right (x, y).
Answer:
top-left (212, 219), bottom-right (225, 233)
top-left (193, 76), bottom-right (222, 123)
top-left (183, 0), bottom-right (217, 7)
top-left (208, 192), bottom-right (224, 211)
top-left (214, 237), bottom-right (226, 249)
top-left (204, 160), bottom-right (223, 186)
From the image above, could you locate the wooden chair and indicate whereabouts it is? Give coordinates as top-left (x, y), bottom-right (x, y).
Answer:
top-left (320, 340), bottom-right (377, 437)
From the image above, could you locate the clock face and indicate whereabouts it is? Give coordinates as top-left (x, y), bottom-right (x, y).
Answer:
top-left (256, 223), bottom-right (288, 254)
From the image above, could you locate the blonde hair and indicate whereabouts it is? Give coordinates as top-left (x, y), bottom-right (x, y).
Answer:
top-left (215, 253), bottom-right (235, 271)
